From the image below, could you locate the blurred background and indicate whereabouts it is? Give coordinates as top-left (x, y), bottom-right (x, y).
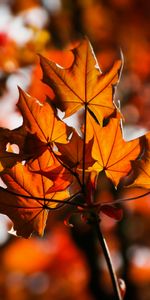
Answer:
top-left (0, 0), bottom-right (150, 299)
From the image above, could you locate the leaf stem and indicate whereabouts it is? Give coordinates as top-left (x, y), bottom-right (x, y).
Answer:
top-left (82, 104), bottom-right (87, 190)
top-left (100, 190), bottom-right (150, 207)
top-left (93, 215), bottom-right (122, 300)
top-left (0, 187), bottom-right (85, 208)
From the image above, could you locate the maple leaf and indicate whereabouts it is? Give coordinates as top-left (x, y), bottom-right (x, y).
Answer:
top-left (15, 90), bottom-right (78, 191)
top-left (129, 133), bottom-right (150, 188)
top-left (39, 38), bottom-right (123, 124)
top-left (39, 164), bottom-right (73, 193)
top-left (101, 205), bottom-right (123, 221)
top-left (28, 48), bottom-right (74, 102)
top-left (56, 130), bottom-right (95, 185)
top-left (0, 128), bottom-right (25, 172)
top-left (131, 161), bottom-right (150, 189)
top-left (87, 113), bottom-right (142, 187)
top-left (57, 130), bottom-right (93, 169)
top-left (29, 151), bottom-right (74, 193)
top-left (0, 151), bottom-right (21, 173)
top-left (18, 88), bottom-right (70, 144)
top-left (0, 156), bottom-right (69, 238)
top-left (13, 88), bottom-right (71, 169)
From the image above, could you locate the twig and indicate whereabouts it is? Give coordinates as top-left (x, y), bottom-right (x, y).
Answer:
top-left (93, 215), bottom-right (122, 300)
top-left (82, 104), bottom-right (88, 190)
top-left (0, 187), bottom-right (85, 208)
top-left (91, 190), bottom-right (150, 208)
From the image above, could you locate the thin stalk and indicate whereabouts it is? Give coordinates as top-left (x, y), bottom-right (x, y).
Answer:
top-left (93, 215), bottom-right (122, 300)
top-left (82, 104), bottom-right (87, 190)
top-left (0, 187), bottom-right (85, 208)
top-left (100, 190), bottom-right (150, 207)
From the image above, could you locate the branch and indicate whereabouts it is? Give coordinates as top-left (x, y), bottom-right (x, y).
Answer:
top-left (0, 187), bottom-right (85, 208)
top-left (93, 215), bottom-right (122, 300)
top-left (82, 104), bottom-right (88, 190)
top-left (101, 190), bottom-right (150, 207)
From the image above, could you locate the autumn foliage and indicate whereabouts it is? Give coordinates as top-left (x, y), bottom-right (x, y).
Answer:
top-left (0, 38), bottom-right (149, 240)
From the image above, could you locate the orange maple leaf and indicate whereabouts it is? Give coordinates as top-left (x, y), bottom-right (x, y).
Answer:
top-left (16, 88), bottom-right (71, 160)
top-left (57, 130), bottom-right (94, 174)
top-left (87, 113), bottom-right (142, 187)
top-left (0, 153), bottom-right (70, 238)
top-left (39, 38), bottom-right (123, 124)
top-left (18, 88), bottom-right (70, 144)
top-left (28, 48), bottom-right (74, 102)
top-left (30, 151), bottom-right (74, 193)
top-left (129, 133), bottom-right (150, 189)
top-left (0, 128), bottom-right (25, 172)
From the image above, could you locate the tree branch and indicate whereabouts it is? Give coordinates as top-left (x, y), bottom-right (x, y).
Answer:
top-left (93, 215), bottom-right (122, 300)
top-left (82, 104), bottom-right (88, 190)
top-left (100, 190), bottom-right (150, 206)
top-left (0, 187), bottom-right (85, 208)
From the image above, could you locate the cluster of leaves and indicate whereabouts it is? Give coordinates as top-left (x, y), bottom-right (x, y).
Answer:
top-left (0, 38), bottom-right (149, 238)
